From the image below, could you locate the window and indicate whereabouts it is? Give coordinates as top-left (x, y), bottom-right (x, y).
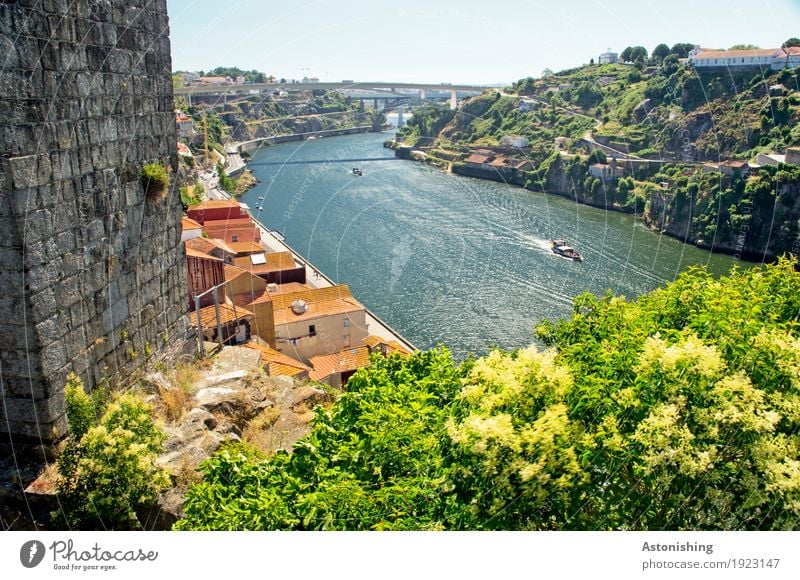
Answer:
top-left (309, 325), bottom-right (316, 337)
top-left (231, 235), bottom-right (239, 242)
top-left (343, 318), bottom-right (350, 328)
top-left (343, 335), bottom-right (351, 347)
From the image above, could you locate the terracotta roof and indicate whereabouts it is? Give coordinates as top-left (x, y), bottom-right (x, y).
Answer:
top-left (465, 153), bottom-right (492, 164)
top-left (182, 216), bottom-right (203, 231)
top-left (692, 48), bottom-right (779, 60)
top-left (176, 114), bottom-right (192, 123)
top-left (227, 241), bottom-right (264, 255)
top-left (309, 346), bottom-right (371, 382)
top-left (224, 264), bottom-right (248, 281)
top-left (272, 285), bottom-right (364, 326)
top-left (489, 156), bottom-right (529, 169)
top-left (233, 289), bottom-right (272, 306)
top-left (245, 343), bottom-right (310, 378)
top-left (177, 143), bottom-right (193, 156)
top-left (363, 335), bottom-right (412, 356)
top-left (720, 160), bottom-right (749, 168)
top-left (233, 252), bottom-right (300, 276)
top-left (188, 199), bottom-right (245, 211)
top-left (188, 303), bottom-right (253, 327)
top-left (267, 282), bottom-right (311, 295)
top-left (185, 246), bottom-right (223, 261)
top-left (187, 237), bottom-right (236, 256)
top-left (784, 47), bottom-right (800, 56)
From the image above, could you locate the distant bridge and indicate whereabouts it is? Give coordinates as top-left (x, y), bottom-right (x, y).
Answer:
top-left (175, 81), bottom-right (489, 109)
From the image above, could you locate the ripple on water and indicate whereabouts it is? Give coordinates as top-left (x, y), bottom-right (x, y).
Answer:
top-left (245, 132), bottom-right (742, 360)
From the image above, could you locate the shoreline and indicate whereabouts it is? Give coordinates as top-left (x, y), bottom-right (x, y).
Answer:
top-left (206, 136), bottom-right (419, 354)
top-left (387, 142), bottom-right (768, 264)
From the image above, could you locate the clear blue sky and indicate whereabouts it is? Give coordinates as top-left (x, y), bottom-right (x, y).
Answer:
top-left (167, 0), bottom-right (800, 84)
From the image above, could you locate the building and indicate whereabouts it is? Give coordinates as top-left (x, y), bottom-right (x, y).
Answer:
top-left (489, 156), bottom-right (532, 172)
top-left (756, 152), bottom-right (787, 167)
top-left (309, 346), bottom-right (372, 388)
top-left (245, 343), bottom-right (311, 380)
top-left (688, 47), bottom-right (800, 70)
top-left (187, 199), bottom-right (251, 225)
top-left (589, 162), bottom-right (624, 180)
top-left (599, 49), bottom-right (619, 64)
top-left (786, 148), bottom-right (800, 166)
top-left (517, 98), bottom-right (539, 112)
top-left (272, 285), bottom-right (368, 363)
top-left (227, 241), bottom-right (266, 256)
top-left (233, 251), bottom-right (307, 284)
top-left (176, 112), bottom-right (194, 138)
top-left (202, 217), bottom-right (262, 244)
top-left (500, 135), bottom-right (530, 148)
top-left (464, 152), bottom-right (494, 167)
top-left (363, 335), bottom-right (412, 357)
top-left (186, 246), bottom-right (226, 310)
top-left (195, 76), bottom-right (233, 86)
top-left (177, 142), bottom-right (194, 159)
top-left (224, 264), bottom-right (276, 346)
top-left (181, 216), bottom-right (203, 242)
top-left (186, 237), bottom-right (236, 264)
top-left (719, 160), bottom-right (751, 177)
top-left (188, 303), bottom-right (253, 345)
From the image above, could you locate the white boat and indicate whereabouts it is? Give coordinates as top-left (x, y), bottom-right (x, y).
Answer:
top-left (352, 167), bottom-right (363, 176)
top-left (551, 239), bottom-right (583, 261)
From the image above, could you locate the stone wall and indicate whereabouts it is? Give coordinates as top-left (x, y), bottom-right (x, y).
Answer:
top-left (0, 0), bottom-right (188, 444)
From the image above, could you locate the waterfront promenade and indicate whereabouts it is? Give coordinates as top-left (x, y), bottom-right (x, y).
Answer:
top-left (198, 163), bottom-right (417, 353)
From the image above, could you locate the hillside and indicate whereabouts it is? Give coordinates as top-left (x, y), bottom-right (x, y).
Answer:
top-left (394, 60), bottom-right (800, 259)
top-left (176, 259), bottom-right (800, 531)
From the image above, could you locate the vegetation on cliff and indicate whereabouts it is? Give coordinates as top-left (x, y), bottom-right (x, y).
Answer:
top-left (177, 259), bottom-right (800, 530)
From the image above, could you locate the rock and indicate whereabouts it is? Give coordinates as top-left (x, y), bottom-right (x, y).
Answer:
top-left (632, 98), bottom-right (652, 121)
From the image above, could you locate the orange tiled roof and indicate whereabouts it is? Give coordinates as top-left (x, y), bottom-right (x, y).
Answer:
top-left (233, 252), bottom-right (300, 276)
top-left (185, 246), bottom-right (223, 261)
top-left (465, 153), bottom-right (492, 164)
top-left (363, 335), bottom-right (412, 356)
top-left (692, 48), bottom-right (779, 60)
top-left (187, 237), bottom-right (236, 256)
top-left (233, 289), bottom-right (272, 307)
top-left (227, 241), bottom-right (264, 255)
top-left (272, 285), bottom-right (363, 326)
top-left (182, 216), bottom-right (203, 231)
top-left (267, 282), bottom-right (312, 295)
top-left (188, 303), bottom-right (253, 327)
top-left (309, 346), bottom-right (371, 381)
top-left (188, 199), bottom-right (245, 211)
top-left (245, 343), bottom-right (310, 377)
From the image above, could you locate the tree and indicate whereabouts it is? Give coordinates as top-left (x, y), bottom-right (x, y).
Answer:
top-left (177, 260), bottom-right (800, 531)
top-left (541, 68), bottom-right (554, 78)
top-left (782, 37), bottom-right (800, 48)
top-left (620, 46), bottom-right (633, 62)
top-left (652, 43), bottom-right (670, 63)
top-left (629, 46), bottom-right (648, 63)
top-left (662, 53), bottom-right (680, 75)
top-left (670, 43), bottom-right (696, 58)
top-left (728, 44), bottom-right (760, 50)
top-left (587, 149), bottom-right (607, 165)
top-left (590, 58), bottom-right (595, 65)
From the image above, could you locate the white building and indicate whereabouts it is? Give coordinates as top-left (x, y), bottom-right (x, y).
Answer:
top-left (500, 135), bottom-right (530, 148)
top-left (599, 49), bottom-right (618, 65)
top-left (689, 47), bottom-right (800, 70)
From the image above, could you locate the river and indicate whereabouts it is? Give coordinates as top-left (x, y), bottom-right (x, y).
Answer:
top-left (243, 132), bottom-right (741, 359)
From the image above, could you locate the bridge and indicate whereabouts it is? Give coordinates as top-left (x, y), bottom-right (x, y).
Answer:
top-left (175, 81), bottom-right (490, 109)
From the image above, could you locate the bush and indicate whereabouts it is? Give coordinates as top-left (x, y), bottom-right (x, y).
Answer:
top-left (141, 162), bottom-right (169, 199)
top-left (55, 373), bottom-right (169, 529)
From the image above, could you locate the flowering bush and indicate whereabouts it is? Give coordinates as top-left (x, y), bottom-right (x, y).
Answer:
top-left (55, 374), bottom-right (168, 529)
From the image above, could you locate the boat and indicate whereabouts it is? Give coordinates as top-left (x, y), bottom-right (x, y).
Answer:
top-left (551, 239), bottom-right (583, 261)
top-left (352, 167), bottom-right (363, 176)
top-left (257, 195), bottom-right (264, 200)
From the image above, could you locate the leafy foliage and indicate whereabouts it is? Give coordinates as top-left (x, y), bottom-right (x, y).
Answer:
top-left (141, 162), bottom-right (169, 199)
top-left (55, 374), bottom-right (169, 529)
top-left (178, 261), bottom-right (800, 530)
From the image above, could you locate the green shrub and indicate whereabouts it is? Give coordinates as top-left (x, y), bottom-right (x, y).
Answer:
top-left (55, 373), bottom-right (168, 529)
top-left (141, 162), bottom-right (169, 199)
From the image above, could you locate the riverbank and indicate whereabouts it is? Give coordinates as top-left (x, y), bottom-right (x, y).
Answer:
top-left (386, 141), bottom-right (771, 262)
top-left (203, 144), bottom-right (417, 354)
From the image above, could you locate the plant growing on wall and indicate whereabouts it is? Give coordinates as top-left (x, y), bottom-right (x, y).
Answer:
top-left (141, 162), bottom-right (169, 199)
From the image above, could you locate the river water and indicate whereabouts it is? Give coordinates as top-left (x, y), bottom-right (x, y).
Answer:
top-left (243, 132), bottom-right (740, 359)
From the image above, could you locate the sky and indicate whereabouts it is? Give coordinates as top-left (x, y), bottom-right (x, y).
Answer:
top-left (167, 0), bottom-right (800, 84)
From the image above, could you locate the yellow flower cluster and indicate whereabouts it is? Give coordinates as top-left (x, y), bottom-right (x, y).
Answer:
top-left (637, 332), bottom-right (725, 379)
